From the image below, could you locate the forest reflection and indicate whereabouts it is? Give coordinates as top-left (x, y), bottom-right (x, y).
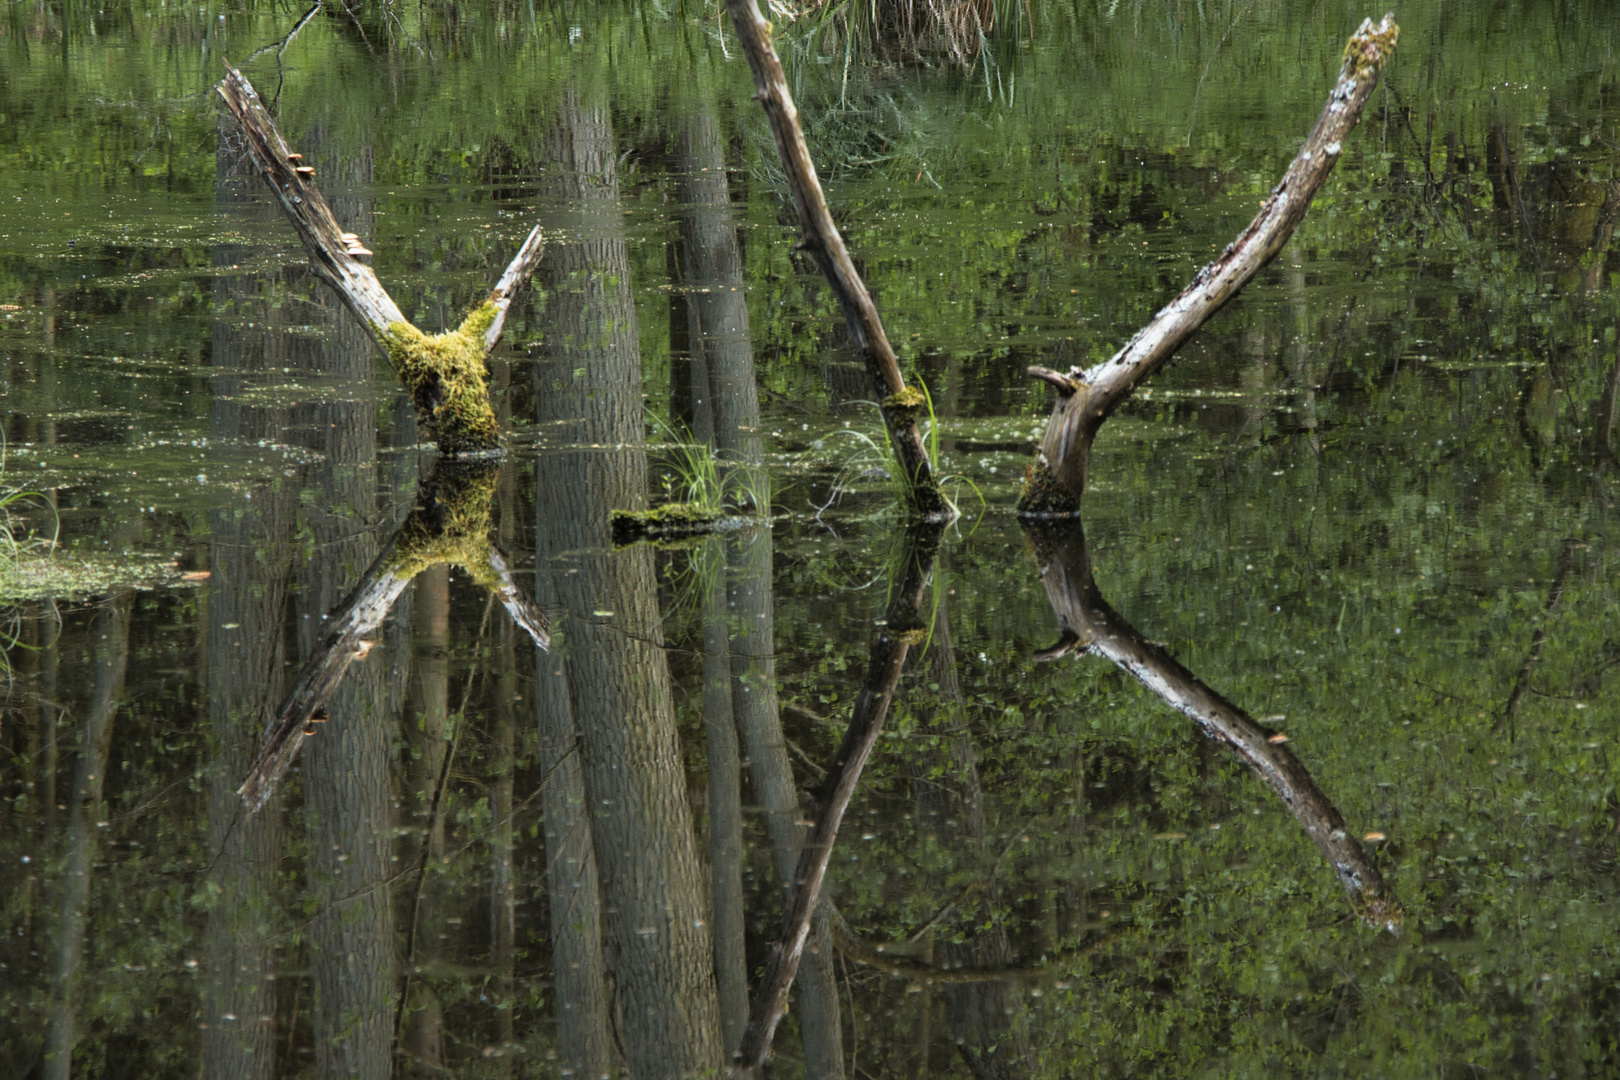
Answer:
top-left (11, 2), bottom-right (1620, 1075)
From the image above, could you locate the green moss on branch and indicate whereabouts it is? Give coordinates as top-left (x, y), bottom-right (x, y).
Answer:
top-left (384, 302), bottom-right (502, 454)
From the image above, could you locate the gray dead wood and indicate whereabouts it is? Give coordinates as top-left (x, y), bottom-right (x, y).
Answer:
top-left (724, 0), bottom-right (946, 518)
top-left (1022, 15), bottom-right (1400, 513)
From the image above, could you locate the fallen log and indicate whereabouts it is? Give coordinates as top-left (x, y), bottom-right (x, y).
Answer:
top-left (724, 0), bottom-right (947, 518)
top-left (1025, 520), bottom-right (1402, 930)
top-left (1020, 15), bottom-right (1399, 514)
top-left (238, 461), bottom-right (548, 811)
top-left (215, 66), bottom-right (544, 455)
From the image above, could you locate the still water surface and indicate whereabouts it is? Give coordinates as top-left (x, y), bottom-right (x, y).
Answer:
top-left (4, 1), bottom-right (1620, 1075)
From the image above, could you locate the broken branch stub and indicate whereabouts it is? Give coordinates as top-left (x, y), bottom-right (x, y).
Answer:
top-left (724, 0), bottom-right (946, 518)
top-left (215, 66), bottom-right (544, 455)
top-left (1020, 14), bottom-right (1399, 514)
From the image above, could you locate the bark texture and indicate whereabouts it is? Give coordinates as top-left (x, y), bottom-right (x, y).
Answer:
top-left (533, 87), bottom-right (725, 1078)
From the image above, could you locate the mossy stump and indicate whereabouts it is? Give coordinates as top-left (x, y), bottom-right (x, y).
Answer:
top-left (384, 302), bottom-right (502, 455)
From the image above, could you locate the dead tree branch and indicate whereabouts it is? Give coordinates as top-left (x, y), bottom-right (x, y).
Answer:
top-left (732, 523), bottom-right (942, 1070)
top-left (1026, 522), bottom-right (1401, 930)
top-left (1021, 15), bottom-right (1399, 513)
top-left (238, 462), bottom-right (548, 811)
top-left (724, 0), bottom-right (946, 518)
top-left (215, 66), bottom-right (543, 454)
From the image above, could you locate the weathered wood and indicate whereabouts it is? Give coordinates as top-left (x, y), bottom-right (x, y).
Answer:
top-left (238, 462), bottom-right (549, 811)
top-left (1026, 521), bottom-right (1402, 930)
top-left (733, 523), bottom-right (942, 1070)
top-left (724, 0), bottom-right (946, 518)
top-left (215, 66), bottom-right (544, 454)
top-left (1021, 15), bottom-right (1399, 513)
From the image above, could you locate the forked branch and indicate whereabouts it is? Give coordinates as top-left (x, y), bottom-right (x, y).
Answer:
top-left (215, 66), bottom-right (543, 454)
top-left (1021, 14), bottom-right (1399, 513)
top-left (724, 0), bottom-right (946, 518)
top-left (238, 462), bottom-right (549, 811)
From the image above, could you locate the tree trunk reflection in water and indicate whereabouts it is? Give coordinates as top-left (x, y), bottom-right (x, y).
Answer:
top-left (287, 136), bottom-right (400, 1076)
top-left (533, 88), bottom-right (723, 1077)
top-left (41, 596), bottom-right (131, 1080)
top-left (199, 122), bottom-right (292, 1078)
top-left (401, 565), bottom-right (449, 1071)
top-left (912, 594), bottom-right (1030, 1079)
top-left (673, 102), bottom-right (846, 1074)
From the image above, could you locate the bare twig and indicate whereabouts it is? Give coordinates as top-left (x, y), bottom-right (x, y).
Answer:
top-left (724, 0), bottom-right (946, 518)
top-left (1021, 15), bottom-right (1400, 512)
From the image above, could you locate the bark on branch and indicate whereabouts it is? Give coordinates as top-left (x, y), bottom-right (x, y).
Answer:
top-left (724, 0), bottom-right (946, 518)
top-left (238, 461), bottom-right (549, 811)
top-left (1021, 15), bottom-right (1399, 513)
top-left (732, 523), bottom-right (943, 1070)
top-left (215, 66), bottom-right (544, 454)
top-left (1025, 521), bottom-right (1402, 930)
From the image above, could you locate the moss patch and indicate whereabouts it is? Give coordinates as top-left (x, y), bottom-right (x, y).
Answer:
top-left (883, 385), bottom-right (928, 413)
top-left (1343, 18), bottom-right (1399, 81)
top-left (383, 302), bottom-right (501, 455)
top-left (1016, 462), bottom-right (1083, 518)
top-left (384, 465), bottom-right (502, 586)
top-left (610, 503), bottom-right (728, 545)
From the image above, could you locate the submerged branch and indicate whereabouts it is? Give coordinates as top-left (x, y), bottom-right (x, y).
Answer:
top-left (732, 523), bottom-right (942, 1070)
top-left (1026, 522), bottom-right (1401, 931)
top-left (1021, 14), bottom-right (1398, 512)
top-left (723, 0), bottom-right (945, 518)
top-left (215, 67), bottom-right (543, 454)
top-left (238, 462), bottom-right (548, 811)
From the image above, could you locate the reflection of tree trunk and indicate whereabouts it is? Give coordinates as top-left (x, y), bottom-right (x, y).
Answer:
top-left (201, 128), bottom-right (292, 1076)
top-left (1027, 523), bottom-right (1401, 930)
top-left (488, 615), bottom-right (519, 1066)
top-left (912, 600), bottom-right (1030, 1080)
top-left (42, 595), bottom-right (131, 1080)
top-left (400, 566), bottom-right (449, 1072)
top-left (534, 88), bottom-right (723, 1078)
top-left (673, 100), bottom-right (845, 1076)
top-left (737, 526), bottom-right (941, 1070)
top-left (699, 536), bottom-right (750, 1055)
top-left (289, 137), bottom-right (398, 1080)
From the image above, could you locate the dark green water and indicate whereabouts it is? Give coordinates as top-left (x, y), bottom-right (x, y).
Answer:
top-left (4, 1), bottom-right (1620, 1076)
